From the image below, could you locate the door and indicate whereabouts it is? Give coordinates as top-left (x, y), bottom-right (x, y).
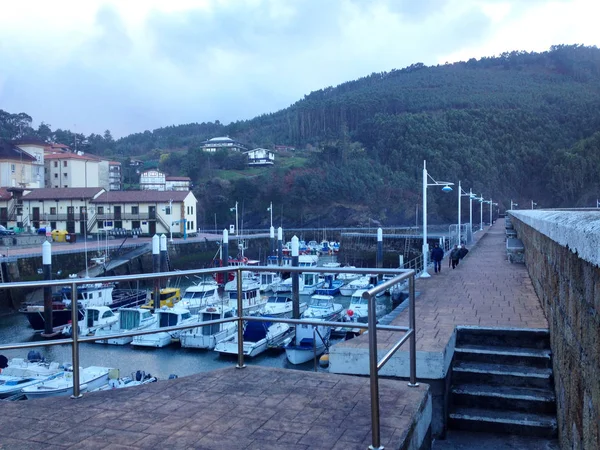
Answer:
top-left (32, 207), bottom-right (40, 228)
top-left (114, 206), bottom-right (122, 220)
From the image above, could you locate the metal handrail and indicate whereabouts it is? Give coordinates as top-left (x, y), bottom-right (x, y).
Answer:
top-left (1, 264), bottom-right (417, 450)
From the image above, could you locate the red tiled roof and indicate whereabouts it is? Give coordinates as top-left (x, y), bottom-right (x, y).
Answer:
top-left (91, 190), bottom-right (191, 204)
top-left (45, 152), bottom-right (99, 162)
top-left (22, 188), bottom-right (105, 201)
top-left (0, 187), bottom-right (13, 199)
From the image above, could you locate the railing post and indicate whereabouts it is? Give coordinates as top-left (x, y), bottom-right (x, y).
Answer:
top-left (408, 273), bottom-right (419, 387)
top-left (70, 282), bottom-right (82, 398)
top-left (236, 268), bottom-right (245, 369)
top-left (367, 292), bottom-right (383, 450)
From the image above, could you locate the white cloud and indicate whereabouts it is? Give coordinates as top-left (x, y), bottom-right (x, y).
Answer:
top-left (0, 0), bottom-right (597, 137)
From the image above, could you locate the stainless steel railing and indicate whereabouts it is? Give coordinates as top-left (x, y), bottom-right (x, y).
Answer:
top-left (0, 264), bottom-right (417, 450)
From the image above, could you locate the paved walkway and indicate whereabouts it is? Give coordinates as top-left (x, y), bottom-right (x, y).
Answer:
top-left (0, 366), bottom-right (430, 449)
top-left (330, 221), bottom-right (548, 378)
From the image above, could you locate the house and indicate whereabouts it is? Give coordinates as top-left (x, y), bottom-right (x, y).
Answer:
top-left (0, 141), bottom-right (41, 189)
top-left (44, 152), bottom-right (100, 189)
top-left (200, 136), bottom-right (247, 153)
top-left (140, 170), bottom-right (191, 191)
top-left (165, 176), bottom-right (191, 191)
top-left (108, 161), bottom-right (122, 191)
top-left (244, 148), bottom-right (275, 166)
top-left (273, 145), bottom-right (296, 152)
top-left (91, 190), bottom-right (197, 237)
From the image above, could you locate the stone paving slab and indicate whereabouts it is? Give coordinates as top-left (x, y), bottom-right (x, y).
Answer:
top-left (330, 221), bottom-right (548, 378)
top-left (0, 366), bottom-right (430, 449)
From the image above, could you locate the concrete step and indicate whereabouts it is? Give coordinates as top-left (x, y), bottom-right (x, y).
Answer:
top-left (456, 326), bottom-right (550, 350)
top-left (452, 361), bottom-right (553, 389)
top-left (454, 345), bottom-right (552, 368)
top-left (451, 384), bottom-right (556, 414)
top-left (448, 406), bottom-right (557, 438)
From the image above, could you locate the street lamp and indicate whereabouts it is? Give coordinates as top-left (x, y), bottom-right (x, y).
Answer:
top-left (267, 202), bottom-right (273, 229)
top-left (230, 201), bottom-right (238, 235)
top-left (531, 200), bottom-right (537, 210)
top-left (168, 199), bottom-right (173, 243)
top-left (422, 160), bottom-right (454, 278)
top-left (472, 195), bottom-right (484, 230)
top-left (510, 200), bottom-right (518, 210)
top-left (457, 181), bottom-right (475, 245)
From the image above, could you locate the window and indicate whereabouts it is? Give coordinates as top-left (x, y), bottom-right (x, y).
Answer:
top-left (132, 220), bottom-right (140, 229)
top-left (10, 164), bottom-right (15, 173)
top-left (53, 161), bottom-right (58, 168)
top-left (63, 161), bottom-right (67, 167)
top-left (165, 206), bottom-right (171, 215)
top-left (63, 185), bottom-right (68, 188)
top-left (115, 221), bottom-right (122, 228)
top-left (63, 173), bottom-right (67, 178)
top-left (98, 221), bottom-right (104, 229)
top-left (131, 206), bottom-right (139, 214)
top-left (98, 207), bottom-right (104, 214)
top-left (50, 221), bottom-right (56, 230)
top-left (50, 207), bottom-right (57, 215)
top-left (54, 173), bottom-right (58, 178)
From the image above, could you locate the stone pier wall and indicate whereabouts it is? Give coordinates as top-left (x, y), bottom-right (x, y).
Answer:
top-left (510, 210), bottom-right (600, 450)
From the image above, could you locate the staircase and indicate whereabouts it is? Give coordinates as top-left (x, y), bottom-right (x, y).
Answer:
top-left (448, 326), bottom-right (557, 438)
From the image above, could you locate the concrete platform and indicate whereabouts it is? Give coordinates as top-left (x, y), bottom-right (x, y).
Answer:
top-left (0, 366), bottom-right (431, 449)
top-left (330, 221), bottom-right (548, 380)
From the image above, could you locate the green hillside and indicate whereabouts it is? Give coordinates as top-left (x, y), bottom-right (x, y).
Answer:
top-left (3, 44), bottom-right (600, 227)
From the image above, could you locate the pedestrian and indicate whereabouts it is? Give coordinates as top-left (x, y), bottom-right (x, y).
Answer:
top-left (431, 243), bottom-right (444, 273)
top-left (458, 243), bottom-right (469, 262)
top-left (450, 244), bottom-right (460, 269)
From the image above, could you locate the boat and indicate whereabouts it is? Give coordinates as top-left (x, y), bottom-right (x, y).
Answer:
top-left (22, 365), bottom-right (112, 399)
top-left (272, 276), bottom-right (304, 293)
top-left (300, 272), bottom-right (325, 295)
top-left (258, 271), bottom-right (282, 292)
top-left (177, 281), bottom-right (220, 314)
top-left (344, 289), bottom-right (386, 323)
top-left (314, 275), bottom-right (344, 296)
top-left (20, 282), bottom-right (148, 332)
top-left (131, 307), bottom-right (197, 348)
top-left (62, 305), bottom-right (119, 337)
top-left (212, 255), bottom-right (259, 286)
top-left (224, 278), bottom-right (267, 316)
top-left (141, 287), bottom-right (181, 310)
top-left (284, 319), bottom-right (331, 365)
top-left (299, 254), bottom-right (319, 267)
top-left (339, 275), bottom-right (373, 297)
top-left (262, 296), bottom-right (307, 318)
top-left (302, 295), bottom-right (344, 322)
top-left (214, 320), bottom-right (294, 358)
top-left (93, 369), bottom-right (157, 391)
top-left (337, 265), bottom-right (360, 284)
top-left (179, 304), bottom-right (237, 350)
top-left (0, 353), bottom-right (64, 399)
top-left (94, 307), bottom-right (158, 345)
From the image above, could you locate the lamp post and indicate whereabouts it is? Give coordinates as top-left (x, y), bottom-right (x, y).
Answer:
top-left (457, 181), bottom-right (474, 245)
top-left (422, 160), bottom-right (453, 278)
top-left (510, 200), bottom-right (518, 210)
top-left (473, 195), bottom-right (484, 231)
top-left (168, 199), bottom-right (173, 243)
top-left (230, 201), bottom-right (238, 235)
top-left (267, 202), bottom-right (273, 229)
top-left (531, 200), bottom-right (537, 210)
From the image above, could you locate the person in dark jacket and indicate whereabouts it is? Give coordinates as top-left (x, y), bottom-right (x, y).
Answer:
top-left (457, 244), bottom-right (469, 262)
top-left (430, 243), bottom-right (444, 273)
top-left (450, 244), bottom-right (460, 269)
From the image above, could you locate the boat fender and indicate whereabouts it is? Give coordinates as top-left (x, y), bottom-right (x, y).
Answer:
top-left (168, 374), bottom-right (178, 379)
top-left (319, 354), bottom-right (330, 368)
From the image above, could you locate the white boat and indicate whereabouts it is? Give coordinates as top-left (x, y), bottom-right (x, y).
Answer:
top-left (62, 306), bottom-right (119, 337)
top-left (272, 276), bottom-right (305, 293)
top-left (180, 304), bottom-right (237, 350)
top-left (298, 254), bottom-right (319, 267)
top-left (0, 356), bottom-right (64, 399)
top-left (178, 281), bottom-right (220, 314)
top-left (337, 265), bottom-right (360, 284)
top-left (300, 272), bottom-right (325, 295)
top-left (258, 271), bottom-right (282, 292)
top-left (302, 295), bottom-right (344, 322)
top-left (93, 369), bottom-right (157, 391)
top-left (263, 296), bottom-right (307, 318)
top-left (214, 320), bottom-right (294, 358)
top-left (131, 307), bottom-right (197, 348)
top-left (22, 365), bottom-right (112, 399)
top-left (224, 278), bottom-right (267, 315)
top-left (94, 307), bottom-right (157, 345)
top-left (284, 319), bottom-right (331, 365)
top-left (339, 275), bottom-right (373, 297)
top-left (344, 289), bottom-right (386, 323)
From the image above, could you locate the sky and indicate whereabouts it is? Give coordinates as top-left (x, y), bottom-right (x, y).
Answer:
top-left (0, 0), bottom-right (598, 138)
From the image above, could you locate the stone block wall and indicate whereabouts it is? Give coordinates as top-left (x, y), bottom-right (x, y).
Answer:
top-left (511, 211), bottom-right (600, 450)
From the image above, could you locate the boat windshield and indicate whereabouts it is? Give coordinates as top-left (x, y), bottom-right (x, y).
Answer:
top-left (183, 289), bottom-right (215, 300)
top-left (268, 297), bottom-right (288, 303)
top-left (311, 298), bottom-right (331, 307)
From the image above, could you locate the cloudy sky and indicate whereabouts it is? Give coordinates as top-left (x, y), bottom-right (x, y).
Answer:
top-left (0, 0), bottom-right (598, 138)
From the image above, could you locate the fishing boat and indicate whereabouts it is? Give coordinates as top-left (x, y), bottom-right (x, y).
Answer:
top-left (284, 319), bottom-right (331, 365)
top-left (141, 287), bottom-right (181, 310)
top-left (302, 295), bottom-right (344, 322)
top-left (339, 275), bottom-right (373, 297)
top-left (343, 289), bottom-right (386, 323)
top-left (212, 256), bottom-right (260, 285)
top-left (299, 272), bottom-right (325, 295)
top-left (214, 320), bottom-right (294, 358)
top-left (314, 275), bottom-right (344, 296)
top-left (272, 276), bottom-right (305, 294)
top-left (262, 296), bottom-right (307, 319)
top-left (179, 304), bottom-right (237, 350)
top-left (19, 282), bottom-right (147, 332)
top-left (224, 278), bottom-right (267, 316)
top-left (94, 307), bottom-right (157, 345)
top-left (22, 365), bottom-right (112, 399)
top-left (177, 281), bottom-right (220, 314)
top-left (62, 305), bottom-right (119, 337)
top-left (0, 354), bottom-right (64, 399)
top-left (131, 307), bottom-right (197, 348)
top-left (258, 271), bottom-right (282, 292)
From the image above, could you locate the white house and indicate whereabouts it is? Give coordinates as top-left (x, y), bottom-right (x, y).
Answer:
top-left (0, 141), bottom-right (41, 189)
top-left (44, 152), bottom-right (100, 189)
top-left (200, 136), bottom-right (247, 153)
top-left (139, 169), bottom-right (165, 191)
top-left (165, 176), bottom-right (191, 191)
top-left (244, 148), bottom-right (275, 166)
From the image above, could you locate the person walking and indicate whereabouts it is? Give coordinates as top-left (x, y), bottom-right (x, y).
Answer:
top-left (450, 244), bottom-right (460, 269)
top-left (431, 243), bottom-right (444, 273)
top-left (458, 243), bottom-right (469, 263)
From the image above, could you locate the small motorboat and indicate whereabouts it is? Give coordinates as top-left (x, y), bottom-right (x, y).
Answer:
top-left (22, 365), bottom-right (112, 399)
top-left (131, 307), bottom-right (197, 348)
top-left (62, 306), bottom-right (119, 337)
top-left (0, 353), bottom-right (64, 399)
top-left (302, 295), bottom-right (344, 322)
top-left (262, 296), bottom-right (307, 319)
top-left (284, 319), bottom-right (331, 365)
top-left (180, 304), bottom-right (237, 350)
top-left (94, 307), bottom-right (157, 345)
top-left (214, 320), bottom-right (294, 358)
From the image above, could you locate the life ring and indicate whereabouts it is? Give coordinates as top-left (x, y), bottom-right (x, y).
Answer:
top-left (242, 257), bottom-right (248, 263)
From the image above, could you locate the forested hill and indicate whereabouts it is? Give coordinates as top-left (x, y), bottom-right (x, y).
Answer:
top-left (3, 44), bottom-right (600, 227)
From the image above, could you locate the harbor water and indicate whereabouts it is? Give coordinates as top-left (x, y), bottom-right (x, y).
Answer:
top-left (0, 289), bottom-right (393, 381)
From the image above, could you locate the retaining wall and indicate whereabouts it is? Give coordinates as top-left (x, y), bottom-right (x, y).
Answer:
top-left (510, 210), bottom-right (600, 450)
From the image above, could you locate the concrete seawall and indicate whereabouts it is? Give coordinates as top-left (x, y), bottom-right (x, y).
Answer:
top-left (510, 210), bottom-right (600, 450)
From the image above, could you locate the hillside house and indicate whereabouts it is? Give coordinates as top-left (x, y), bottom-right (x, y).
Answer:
top-left (200, 136), bottom-right (247, 153)
top-left (244, 148), bottom-right (275, 166)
